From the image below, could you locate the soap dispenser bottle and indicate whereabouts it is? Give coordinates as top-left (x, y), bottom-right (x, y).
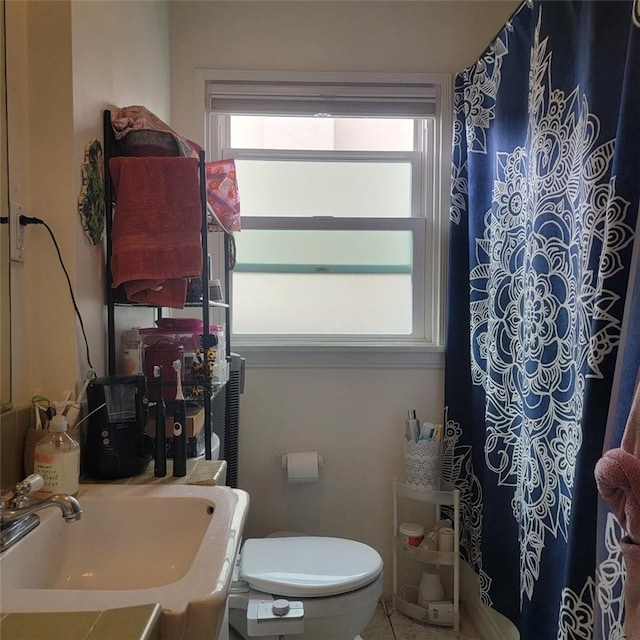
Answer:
top-left (34, 405), bottom-right (80, 497)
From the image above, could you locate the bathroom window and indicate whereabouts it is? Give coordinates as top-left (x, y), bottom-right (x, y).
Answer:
top-left (204, 72), bottom-right (451, 365)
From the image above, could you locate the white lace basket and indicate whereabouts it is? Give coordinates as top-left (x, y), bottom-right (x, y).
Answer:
top-left (404, 439), bottom-right (442, 491)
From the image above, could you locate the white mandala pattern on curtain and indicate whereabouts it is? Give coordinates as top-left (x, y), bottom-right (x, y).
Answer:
top-left (471, 12), bottom-right (633, 604)
top-left (558, 577), bottom-right (595, 640)
top-left (442, 413), bottom-right (490, 599)
top-left (451, 36), bottom-right (509, 225)
top-left (449, 7), bottom-right (634, 620)
top-left (593, 513), bottom-right (626, 640)
top-left (557, 514), bottom-right (626, 639)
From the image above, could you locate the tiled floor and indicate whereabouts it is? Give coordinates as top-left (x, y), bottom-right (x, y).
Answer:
top-left (229, 600), bottom-right (480, 640)
top-left (361, 599), bottom-right (480, 640)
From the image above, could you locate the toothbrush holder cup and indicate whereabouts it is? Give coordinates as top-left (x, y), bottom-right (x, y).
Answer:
top-left (404, 439), bottom-right (442, 491)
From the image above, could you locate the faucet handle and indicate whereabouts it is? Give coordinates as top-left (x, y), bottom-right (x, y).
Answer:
top-left (15, 474), bottom-right (44, 496)
top-left (4, 474), bottom-right (44, 509)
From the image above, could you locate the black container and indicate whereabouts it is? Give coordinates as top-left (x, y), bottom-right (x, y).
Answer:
top-left (84, 375), bottom-right (153, 480)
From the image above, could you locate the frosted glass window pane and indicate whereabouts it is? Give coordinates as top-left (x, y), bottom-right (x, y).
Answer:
top-left (232, 273), bottom-right (412, 335)
top-left (236, 160), bottom-right (412, 218)
top-left (235, 230), bottom-right (412, 272)
top-left (230, 116), bottom-right (414, 151)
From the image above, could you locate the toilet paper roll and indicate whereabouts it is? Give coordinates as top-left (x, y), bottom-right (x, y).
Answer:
top-left (286, 451), bottom-right (320, 484)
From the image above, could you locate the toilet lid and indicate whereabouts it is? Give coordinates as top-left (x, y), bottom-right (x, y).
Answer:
top-left (240, 536), bottom-right (383, 597)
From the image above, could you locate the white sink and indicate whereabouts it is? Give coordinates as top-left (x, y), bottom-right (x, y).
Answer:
top-left (0, 483), bottom-right (249, 639)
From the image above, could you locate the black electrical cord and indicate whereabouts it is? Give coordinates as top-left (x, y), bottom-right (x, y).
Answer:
top-left (20, 215), bottom-right (94, 371)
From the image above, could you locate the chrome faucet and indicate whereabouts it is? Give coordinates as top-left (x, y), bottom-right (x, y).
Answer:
top-left (1, 493), bottom-right (83, 524)
top-left (0, 474), bottom-right (82, 551)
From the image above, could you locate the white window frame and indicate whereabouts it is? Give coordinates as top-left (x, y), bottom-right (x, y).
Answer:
top-left (194, 70), bottom-right (451, 368)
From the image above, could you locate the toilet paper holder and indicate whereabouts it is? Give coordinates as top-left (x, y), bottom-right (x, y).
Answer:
top-left (281, 453), bottom-right (324, 469)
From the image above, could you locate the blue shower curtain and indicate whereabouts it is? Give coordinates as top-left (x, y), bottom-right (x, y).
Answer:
top-left (444, 2), bottom-right (640, 638)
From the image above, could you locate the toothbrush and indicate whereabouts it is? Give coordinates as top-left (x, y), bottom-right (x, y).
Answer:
top-left (76, 369), bottom-right (96, 405)
top-left (172, 359), bottom-right (187, 477)
top-left (154, 365), bottom-right (167, 477)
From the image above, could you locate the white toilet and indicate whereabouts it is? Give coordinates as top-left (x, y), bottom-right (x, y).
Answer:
top-left (228, 534), bottom-right (383, 640)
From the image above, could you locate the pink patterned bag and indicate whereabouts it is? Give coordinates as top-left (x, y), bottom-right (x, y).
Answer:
top-left (206, 159), bottom-right (241, 233)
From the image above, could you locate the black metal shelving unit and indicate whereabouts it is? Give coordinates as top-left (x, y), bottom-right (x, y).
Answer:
top-left (102, 109), bottom-right (230, 461)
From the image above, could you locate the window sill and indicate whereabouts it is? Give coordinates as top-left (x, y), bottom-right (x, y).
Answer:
top-left (231, 342), bottom-right (445, 369)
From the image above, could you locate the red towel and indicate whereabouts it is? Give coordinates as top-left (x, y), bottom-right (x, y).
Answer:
top-left (109, 157), bottom-right (203, 308)
top-left (595, 367), bottom-right (640, 638)
top-left (595, 448), bottom-right (640, 543)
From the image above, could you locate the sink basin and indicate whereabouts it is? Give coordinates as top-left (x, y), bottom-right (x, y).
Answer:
top-left (0, 483), bottom-right (249, 639)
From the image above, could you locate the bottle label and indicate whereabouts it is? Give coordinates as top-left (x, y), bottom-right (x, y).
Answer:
top-left (34, 449), bottom-right (80, 496)
top-left (123, 346), bottom-right (142, 375)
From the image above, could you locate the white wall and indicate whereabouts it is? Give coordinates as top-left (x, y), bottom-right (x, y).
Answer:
top-left (169, 0), bottom-right (519, 596)
top-left (6, 0), bottom-right (76, 405)
top-left (171, 1), bottom-right (519, 140)
top-left (5, 0), bottom-right (171, 406)
top-left (70, 0), bottom-right (171, 386)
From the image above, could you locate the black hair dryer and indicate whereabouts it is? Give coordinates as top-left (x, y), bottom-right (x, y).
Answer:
top-left (84, 375), bottom-right (153, 480)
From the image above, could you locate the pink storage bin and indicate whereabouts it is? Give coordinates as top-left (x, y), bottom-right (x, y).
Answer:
top-left (156, 317), bottom-right (203, 332)
top-left (139, 328), bottom-right (179, 347)
top-left (139, 325), bottom-right (224, 354)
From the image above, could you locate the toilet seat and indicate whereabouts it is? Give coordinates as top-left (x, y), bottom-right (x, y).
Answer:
top-left (240, 536), bottom-right (383, 598)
